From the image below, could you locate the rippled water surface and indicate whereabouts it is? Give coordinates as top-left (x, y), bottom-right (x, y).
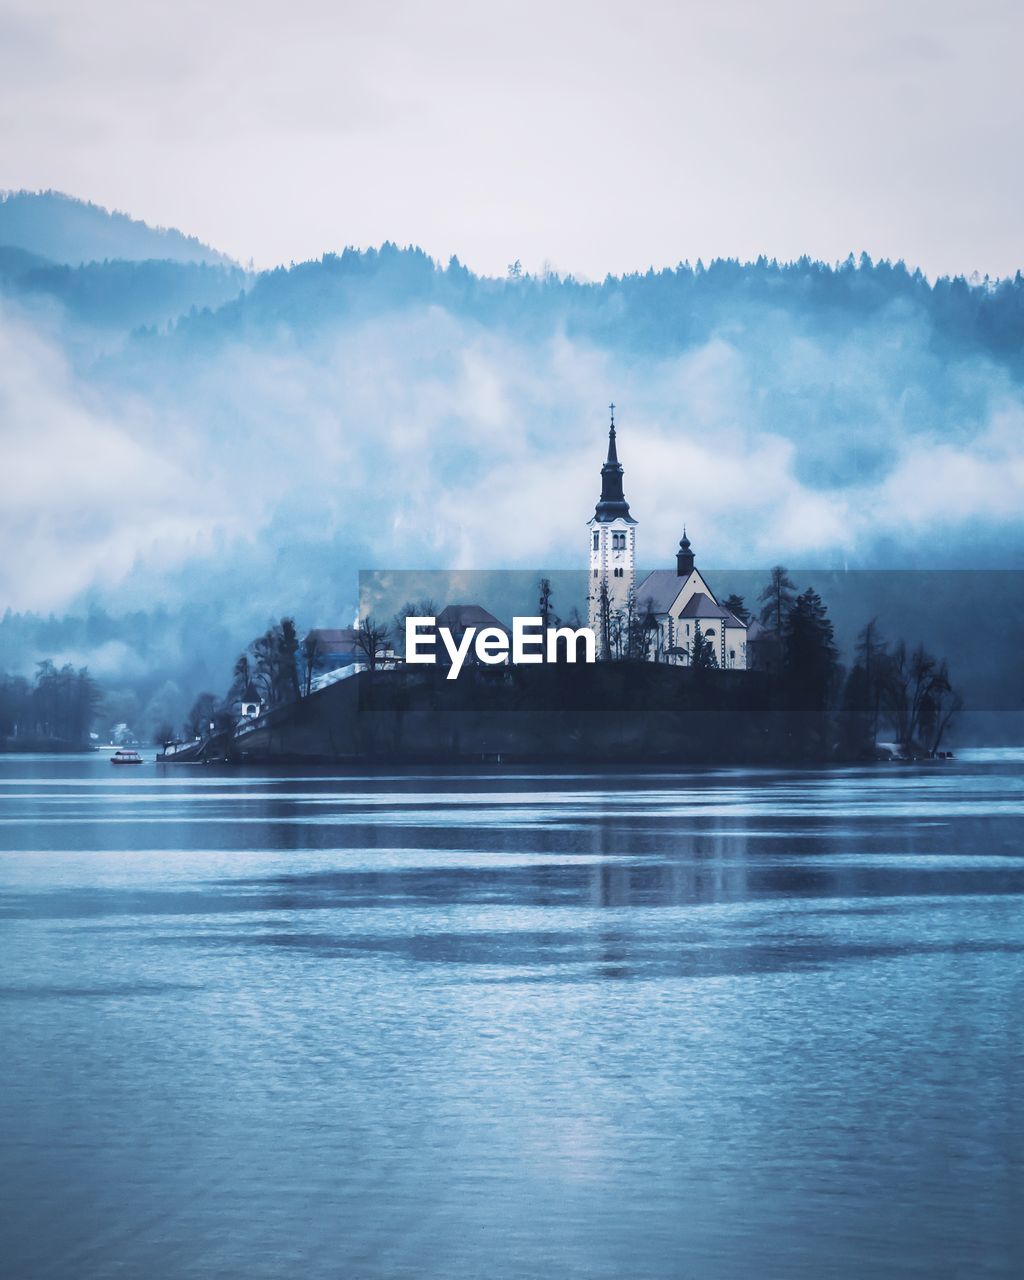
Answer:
top-left (1, 751), bottom-right (1023, 1279)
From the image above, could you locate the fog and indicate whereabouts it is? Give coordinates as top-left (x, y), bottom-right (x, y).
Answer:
top-left (2, 246), bottom-right (1023, 732)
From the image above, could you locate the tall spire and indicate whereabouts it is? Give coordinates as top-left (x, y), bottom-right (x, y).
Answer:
top-left (676, 527), bottom-right (694, 576)
top-left (594, 403), bottom-right (633, 522)
top-left (606, 402), bottom-right (619, 464)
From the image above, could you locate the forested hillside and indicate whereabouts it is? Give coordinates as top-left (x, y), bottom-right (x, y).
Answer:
top-left (0, 190), bottom-right (233, 266)
top-left (2, 201), bottom-right (1022, 741)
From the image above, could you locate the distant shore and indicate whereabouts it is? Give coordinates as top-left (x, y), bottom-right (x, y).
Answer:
top-left (0, 738), bottom-right (96, 754)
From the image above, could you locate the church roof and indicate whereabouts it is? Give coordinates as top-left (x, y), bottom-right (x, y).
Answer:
top-left (436, 604), bottom-right (510, 635)
top-left (678, 593), bottom-right (747, 627)
top-left (634, 574), bottom-right (748, 630)
top-left (634, 570), bottom-right (689, 614)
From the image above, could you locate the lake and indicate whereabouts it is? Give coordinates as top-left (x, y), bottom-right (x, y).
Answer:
top-left (1, 752), bottom-right (1022, 1278)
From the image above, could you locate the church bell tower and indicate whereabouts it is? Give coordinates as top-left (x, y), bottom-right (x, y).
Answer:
top-left (587, 405), bottom-right (637, 653)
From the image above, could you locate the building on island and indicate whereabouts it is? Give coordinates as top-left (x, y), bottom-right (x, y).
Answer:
top-left (586, 408), bottom-right (749, 669)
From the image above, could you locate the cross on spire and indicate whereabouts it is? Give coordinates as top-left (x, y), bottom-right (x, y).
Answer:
top-left (595, 401), bottom-right (631, 520)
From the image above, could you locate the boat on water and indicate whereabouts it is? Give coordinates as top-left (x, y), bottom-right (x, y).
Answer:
top-left (110, 748), bottom-right (144, 765)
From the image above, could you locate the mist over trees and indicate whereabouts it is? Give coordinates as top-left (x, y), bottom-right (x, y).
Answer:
top-left (0, 249), bottom-right (248, 331)
top-left (743, 571), bottom-right (963, 760)
top-left (1, 198), bottom-right (1021, 744)
top-left (0, 661), bottom-right (99, 748)
top-left (0, 191), bottom-right (233, 267)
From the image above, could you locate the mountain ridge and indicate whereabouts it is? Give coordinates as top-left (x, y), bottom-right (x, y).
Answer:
top-left (0, 190), bottom-right (235, 268)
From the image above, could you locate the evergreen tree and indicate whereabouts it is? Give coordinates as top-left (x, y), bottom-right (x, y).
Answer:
top-left (723, 593), bottom-right (750, 624)
top-left (783, 588), bottom-right (839, 756)
top-left (278, 617), bottom-right (301, 703)
top-left (690, 620), bottom-right (718, 671)
top-left (538, 577), bottom-right (553, 630)
top-left (756, 567), bottom-right (797, 671)
top-left (758, 566), bottom-right (798, 637)
top-left (229, 653), bottom-right (252, 705)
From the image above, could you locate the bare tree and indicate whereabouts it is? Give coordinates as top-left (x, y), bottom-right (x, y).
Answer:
top-left (249, 618), bottom-right (301, 708)
top-left (855, 618), bottom-right (886, 745)
top-left (392, 599), bottom-right (437, 657)
top-left (597, 577), bottom-right (612, 659)
top-left (354, 617), bottom-right (392, 671)
top-left (883, 641), bottom-right (961, 754)
top-left (923, 665), bottom-right (963, 755)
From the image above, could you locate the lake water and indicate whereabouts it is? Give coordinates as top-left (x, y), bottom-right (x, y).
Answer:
top-left (1, 752), bottom-right (1022, 1279)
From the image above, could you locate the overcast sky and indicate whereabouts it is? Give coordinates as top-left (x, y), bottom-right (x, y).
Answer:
top-left (1, 0), bottom-right (1021, 278)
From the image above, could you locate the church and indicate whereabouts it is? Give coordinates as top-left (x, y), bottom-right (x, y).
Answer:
top-left (586, 409), bottom-right (750, 669)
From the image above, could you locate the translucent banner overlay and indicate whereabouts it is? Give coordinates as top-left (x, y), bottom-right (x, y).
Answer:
top-left (358, 568), bottom-right (1024, 717)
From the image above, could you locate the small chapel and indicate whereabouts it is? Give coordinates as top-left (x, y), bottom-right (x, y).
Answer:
top-left (586, 409), bottom-right (749, 669)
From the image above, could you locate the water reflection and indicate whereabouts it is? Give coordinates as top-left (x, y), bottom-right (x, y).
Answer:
top-left (0, 752), bottom-right (1022, 1278)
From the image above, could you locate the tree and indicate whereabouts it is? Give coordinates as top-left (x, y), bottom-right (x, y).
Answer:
top-left (883, 640), bottom-right (913, 748)
top-left (690, 620), bottom-right (718, 671)
top-left (723, 593), bottom-right (750, 625)
top-left (758, 566), bottom-right (797, 638)
top-left (920, 662), bottom-right (963, 754)
top-left (854, 618), bottom-right (887, 746)
top-left (596, 577), bottom-right (612, 660)
top-left (249, 618), bottom-right (301, 708)
top-left (141, 679), bottom-right (184, 745)
top-left (184, 692), bottom-right (219, 740)
top-left (637, 597), bottom-right (660, 662)
top-left (836, 663), bottom-right (874, 760)
top-left (757, 566), bottom-right (797, 672)
top-left (354, 617), bottom-right (392, 670)
top-left (249, 629), bottom-right (277, 705)
top-left (153, 720), bottom-right (175, 746)
top-left (882, 641), bottom-right (961, 754)
top-left (0, 673), bottom-right (31, 740)
top-left (538, 577), bottom-right (553, 629)
top-left (278, 617), bottom-right (301, 704)
top-left (31, 660), bottom-right (99, 745)
top-left (229, 653), bottom-right (253, 705)
top-left (783, 588), bottom-right (839, 756)
top-left (69, 668), bottom-right (100, 745)
top-left (392, 599), bottom-right (437, 658)
top-left (538, 578), bottom-right (554, 662)
top-left (621, 591), bottom-right (654, 661)
top-left (300, 632), bottom-right (321, 697)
